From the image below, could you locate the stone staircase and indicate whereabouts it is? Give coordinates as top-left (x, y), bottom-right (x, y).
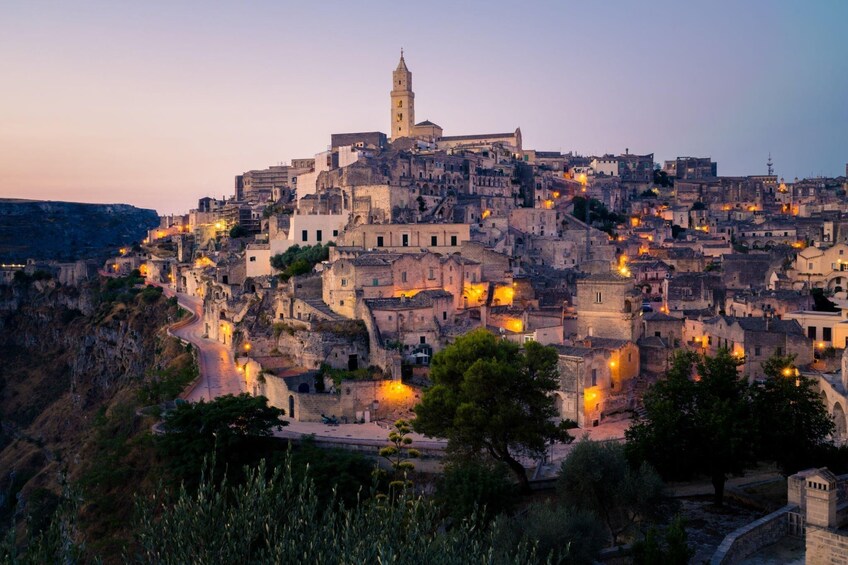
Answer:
top-left (303, 299), bottom-right (347, 322)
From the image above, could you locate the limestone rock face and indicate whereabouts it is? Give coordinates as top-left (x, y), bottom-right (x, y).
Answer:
top-left (0, 198), bottom-right (159, 262)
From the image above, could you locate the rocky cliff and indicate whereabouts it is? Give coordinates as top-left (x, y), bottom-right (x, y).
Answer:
top-left (0, 274), bottom-right (190, 557)
top-left (0, 199), bottom-right (159, 262)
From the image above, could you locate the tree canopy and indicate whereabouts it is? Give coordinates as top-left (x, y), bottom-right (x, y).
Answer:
top-left (626, 350), bottom-right (754, 505)
top-left (626, 349), bottom-right (836, 505)
top-left (270, 243), bottom-right (332, 281)
top-left (156, 393), bottom-right (286, 486)
top-left (752, 353), bottom-right (834, 473)
top-left (558, 440), bottom-right (664, 545)
top-left (413, 329), bottom-right (574, 492)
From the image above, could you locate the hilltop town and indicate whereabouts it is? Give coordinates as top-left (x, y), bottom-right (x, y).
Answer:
top-left (95, 52), bottom-right (848, 439)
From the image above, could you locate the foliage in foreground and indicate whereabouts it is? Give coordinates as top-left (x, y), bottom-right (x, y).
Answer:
top-left (134, 460), bottom-right (541, 565)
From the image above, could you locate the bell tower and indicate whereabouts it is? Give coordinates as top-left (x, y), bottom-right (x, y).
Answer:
top-left (390, 49), bottom-right (414, 139)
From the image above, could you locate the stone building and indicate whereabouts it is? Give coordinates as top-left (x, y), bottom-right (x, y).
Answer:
top-left (725, 289), bottom-right (813, 319)
top-left (337, 223), bottom-right (470, 252)
top-left (663, 272), bottom-right (724, 313)
top-left (685, 315), bottom-right (813, 379)
top-left (554, 338), bottom-right (639, 428)
top-left (575, 272), bottom-right (643, 341)
top-left (322, 251), bottom-right (482, 318)
top-left (661, 156), bottom-right (717, 179)
top-left (366, 289), bottom-right (456, 363)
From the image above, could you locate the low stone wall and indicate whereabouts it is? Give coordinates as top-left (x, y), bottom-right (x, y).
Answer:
top-left (807, 526), bottom-right (848, 564)
top-left (709, 505), bottom-right (795, 564)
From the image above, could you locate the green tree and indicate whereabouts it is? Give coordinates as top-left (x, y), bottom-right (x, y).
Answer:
top-left (435, 459), bottom-right (517, 523)
top-left (229, 224), bottom-right (249, 238)
top-left (557, 440), bottom-right (664, 545)
top-left (156, 393), bottom-right (286, 486)
top-left (631, 515), bottom-right (693, 565)
top-left (379, 419), bottom-right (421, 491)
top-left (270, 243), bottom-right (331, 281)
top-left (752, 353), bottom-right (835, 474)
top-left (413, 329), bottom-right (574, 492)
top-left (626, 349), bottom-right (754, 506)
top-left (500, 503), bottom-right (605, 564)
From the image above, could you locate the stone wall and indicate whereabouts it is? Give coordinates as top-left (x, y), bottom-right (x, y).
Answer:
top-left (261, 375), bottom-right (421, 423)
top-left (806, 527), bottom-right (848, 565)
top-left (709, 505), bottom-right (794, 565)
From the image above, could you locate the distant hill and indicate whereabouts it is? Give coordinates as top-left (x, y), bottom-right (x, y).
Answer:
top-left (0, 198), bottom-right (159, 262)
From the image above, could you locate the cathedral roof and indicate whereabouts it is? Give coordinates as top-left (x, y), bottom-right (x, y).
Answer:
top-left (395, 51), bottom-right (409, 72)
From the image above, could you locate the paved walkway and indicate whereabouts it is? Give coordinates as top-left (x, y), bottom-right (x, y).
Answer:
top-left (159, 286), bottom-right (245, 402)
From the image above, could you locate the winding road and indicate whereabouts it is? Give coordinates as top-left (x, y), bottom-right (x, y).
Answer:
top-left (162, 288), bottom-right (245, 402)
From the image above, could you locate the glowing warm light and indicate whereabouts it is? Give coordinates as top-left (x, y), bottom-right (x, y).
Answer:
top-left (138, 264), bottom-right (149, 277)
top-left (112, 263), bottom-right (119, 271)
top-left (552, 191), bottom-right (560, 199)
top-left (585, 390), bottom-right (596, 401)
top-left (195, 256), bottom-right (215, 268)
top-left (481, 209), bottom-right (492, 219)
top-left (791, 242), bottom-right (804, 249)
top-left (578, 173), bottom-right (587, 185)
top-left (630, 217), bottom-right (641, 227)
top-left (747, 206), bottom-right (758, 212)
top-left (504, 318), bottom-right (524, 333)
top-left (214, 221), bottom-right (224, 230)
top-left (543, 200), bottom-right (554, 209)
top-left (695, 225), bottom-right (709, 233)
top-left (243, 343), bottom-right (252, 352)
top-left (492, 285), bottom-right (515, 305)
top-left (119, 247), bottom-right (128, 255)
top-left (157, 230), bottom-right (165, 238)
top-left (609, 361), bottom-right (617, 368)
top-left (782, 368), bottom-right (793, 377)
top-left (817, 342), bottom-right (826, 350)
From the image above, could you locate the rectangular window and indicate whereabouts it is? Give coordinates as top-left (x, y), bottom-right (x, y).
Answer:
top-left (776, 347), bottom-right (783, 356)
top-left (402, 234), bottom-right (409, 247)
top-left (420, 336), bottom-right (426, 344)
top-left (755, 346), bottom-right (761, 356)
top-left (332, 229), bottom-right (338, 237)
top-left (824, 327), bottom-right (832, 341)
top-left (450, 235), bottom-right (458, 246)
top-left (249, 256), bottom-right (256, 262)
top-left (809, 326), bottom-right (817, 340)
top-left (339, 300), bottom-right (344, 306)
top-left (591, 369), bottom-right (597, 387)
top-left (402, 272), bottom-right (407, 283)
top-left (373, 278), bottom-right (379, 286)
top-left (443, 311), bottom-right (447, 320)
top-left (341, 278), bottom-right (347, 287)
top-left (431, 235), bottom-right (438, 246)
top-left (301, 230), bottom-right (308, 242)
top-left (595, 292), bottom-right (602, 304)
top-left (316, 230), bottom-right (323, 242)
top-left (376, 236), bottom-right (384, 247)
top-left (428, 267), bottom-right (435, 280)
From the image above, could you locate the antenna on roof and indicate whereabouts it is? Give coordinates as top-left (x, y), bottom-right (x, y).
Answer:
top-left (767, 153), bottom-right (774, 176)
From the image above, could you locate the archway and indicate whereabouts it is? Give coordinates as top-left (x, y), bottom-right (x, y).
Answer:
top-left (297, 382), bottom-right (310, 393)
top-left (834, 402), bottom-right (847, 444)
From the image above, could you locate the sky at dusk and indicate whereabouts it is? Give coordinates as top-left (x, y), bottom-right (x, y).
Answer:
top-left (1, 0), bottom-right (846, 215)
